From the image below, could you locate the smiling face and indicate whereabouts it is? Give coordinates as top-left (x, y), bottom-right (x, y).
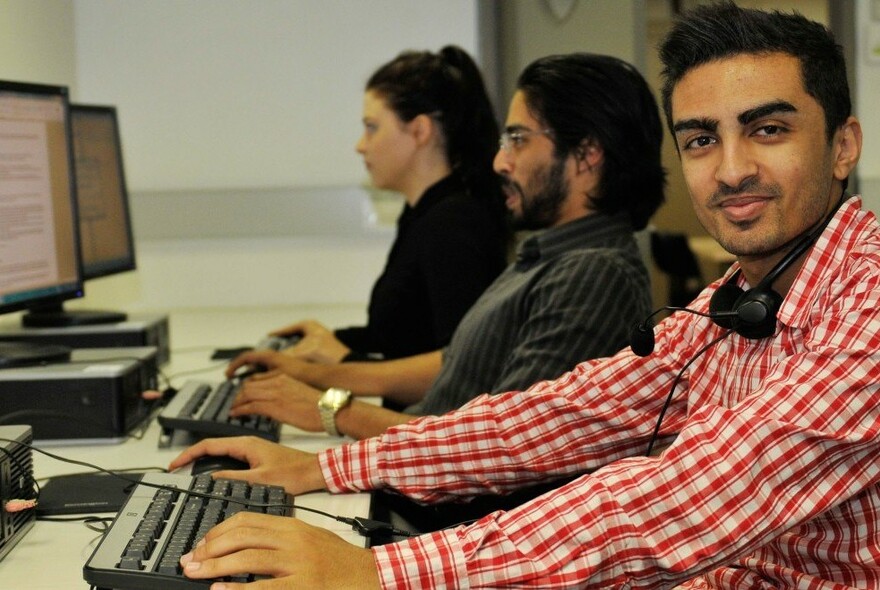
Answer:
top-left (355, 90), bottom-right (418, 193)
top-left (671, 52), bottom-right (857, 275)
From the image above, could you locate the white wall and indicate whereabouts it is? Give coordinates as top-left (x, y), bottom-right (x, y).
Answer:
top-left (73, 0), bottom-right (479, 192)
top-left (856, 0), bottom-right (880, 213)
top-left (497, 0), bottom-right (644, 104)
top-left (0, 0), bottom-right (76, 88)
top-left (68, 0), bottom-right (479, 313)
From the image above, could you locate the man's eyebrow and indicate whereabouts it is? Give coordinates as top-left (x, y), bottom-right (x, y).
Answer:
top-left (503, 124), bottom-right (531, 133)
top-left (738, 100), bottom-right (797, 125)
top-left (672, 117), bottom-right (717, 135)
top-left (672, 101), bottom-right (799, 135)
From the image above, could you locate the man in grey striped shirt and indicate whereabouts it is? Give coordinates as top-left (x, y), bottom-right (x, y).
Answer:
top-left (227, 53), bottom-right (666, 441)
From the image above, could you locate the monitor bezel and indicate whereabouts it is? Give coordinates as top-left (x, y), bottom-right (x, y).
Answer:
top-left (69, 103), bottom-right (137, 281)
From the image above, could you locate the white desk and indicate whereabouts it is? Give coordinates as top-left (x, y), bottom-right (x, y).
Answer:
top-left (0, 305), bottom-right (373, 589)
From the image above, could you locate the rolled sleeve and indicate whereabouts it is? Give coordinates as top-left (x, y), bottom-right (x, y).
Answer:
top-left (373, 527), bottom-right (467, 590)
top-left (319, 438), bottom-right (383, 493)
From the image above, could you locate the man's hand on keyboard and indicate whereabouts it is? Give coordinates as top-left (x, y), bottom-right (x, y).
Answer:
top-left (180, 512), bottom-right (381, 590)
top-left (168, 435), bottom-right (327, 496)
top-left (229, 372), bottom-right (324, 432)
top-left (270, 319), bottom-right (352, 364)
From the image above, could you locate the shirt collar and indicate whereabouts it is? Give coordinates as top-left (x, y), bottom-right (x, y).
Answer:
top-left (779, 196), bottom-right (868, 328)
top-left (722, 197), bottom-right (867, 329)
top-left (514, 212), bottom-right (634, 270)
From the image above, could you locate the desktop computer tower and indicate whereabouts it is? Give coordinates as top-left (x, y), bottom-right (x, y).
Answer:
top-left (0, 425), bottom-right (35, 562)
top-left (0, 313), bottom-right (171, 366)
top-left (0, 348), bottom-right (159, 444)
top-left (71, 347), bottom-right (161, 393)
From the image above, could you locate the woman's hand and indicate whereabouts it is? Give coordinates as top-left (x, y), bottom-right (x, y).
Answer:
top-left (272, 319), bottom-right (352, 364)
top-left (226, 350), bottom-right (315, 383)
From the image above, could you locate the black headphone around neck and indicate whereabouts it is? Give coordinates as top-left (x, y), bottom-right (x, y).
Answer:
top-left (637, 192), bottom-right (848, 455)
top-left (708, 193), bottom-right (847, 339)
top-left (630, 193), bottom-right (848, 357)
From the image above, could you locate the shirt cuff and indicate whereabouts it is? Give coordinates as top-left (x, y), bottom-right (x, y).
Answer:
top-left (318, 437), bottom-right (382, 493)
top-left (372, 527), bottom-right (467, 590)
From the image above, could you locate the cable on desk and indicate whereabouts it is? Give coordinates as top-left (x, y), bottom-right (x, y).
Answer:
top-left (0, 437), bottom-right (417, 539)
top-left (38, 514), bottom-right (114, 532)
top-left (36, 465), bottom-right (166, 484)
top-left (0, 445), bottom-right (40, 512)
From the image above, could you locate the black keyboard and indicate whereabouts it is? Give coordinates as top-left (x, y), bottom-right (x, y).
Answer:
top-left (158, 380), bottom-right (281, 441)
top-left (84, 472), bottom-right (293, 590)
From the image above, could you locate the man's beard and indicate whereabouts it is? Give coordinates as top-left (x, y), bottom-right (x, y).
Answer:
top-left (506, 156), bottom-right (569, 231)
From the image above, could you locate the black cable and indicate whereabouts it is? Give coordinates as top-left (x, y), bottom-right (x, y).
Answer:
top-left (0, 446), bottom-right (40, 500)
top-left (84, 518), bottom-right (113, 533)
top-left (39, 514), bottom-right (114, 530)
top-left (645, 329), bottom-right (733, 456)
top-left (0, 437), bottom-right (417, 538)
top-left (36, 466), bottom-right (166, 484)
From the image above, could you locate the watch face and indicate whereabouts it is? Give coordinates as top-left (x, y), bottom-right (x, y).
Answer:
top-left (322, 388), bottom-right (350, 409)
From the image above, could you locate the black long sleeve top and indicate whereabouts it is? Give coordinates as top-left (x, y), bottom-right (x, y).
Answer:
top-left (335, 173), bottom-right (507, 360)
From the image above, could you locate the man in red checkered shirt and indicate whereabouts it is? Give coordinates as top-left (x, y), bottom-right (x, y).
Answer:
top-left (171, 3), bottom-right (879, 588)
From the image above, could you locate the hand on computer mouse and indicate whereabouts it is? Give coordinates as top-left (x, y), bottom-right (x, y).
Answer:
top-left (225, 349), bottom-right (316, 383)
top-left (168, 436), bottom-right (327, 495)
top-left (269, 319), bottom-right (351, 364)
top-left (188, 454), bottom-right (250, 475)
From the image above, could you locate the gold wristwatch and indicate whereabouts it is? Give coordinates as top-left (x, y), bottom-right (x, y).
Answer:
top-left (318, 387), bottom-right (352, 436)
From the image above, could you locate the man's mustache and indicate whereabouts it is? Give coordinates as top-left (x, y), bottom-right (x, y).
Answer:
top-left (709, 178), bottom-right (781, 207)
top-left (501, 176), bottom-right (524, 197)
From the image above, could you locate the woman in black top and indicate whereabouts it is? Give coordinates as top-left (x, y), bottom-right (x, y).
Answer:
top-left (271, 46), bottom-right (508, 362)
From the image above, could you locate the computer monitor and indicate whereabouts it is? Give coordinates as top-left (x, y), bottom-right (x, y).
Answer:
top-left (21, 103), bottom-right (136, 327)
top-left (0, 80), bottom-right (82, 367)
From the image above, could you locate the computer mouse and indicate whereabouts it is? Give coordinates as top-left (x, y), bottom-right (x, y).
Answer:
top-left (190, 455), bottom-right (250, 475)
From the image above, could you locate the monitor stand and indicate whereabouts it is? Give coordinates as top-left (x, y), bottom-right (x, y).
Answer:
top-left (21, 303), bottom-right (127, 328)
top-left (0, 342), bottom-right (71, 369)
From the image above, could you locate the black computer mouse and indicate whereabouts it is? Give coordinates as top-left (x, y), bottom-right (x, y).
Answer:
top-left (190, 455), bottom-right (250, 475)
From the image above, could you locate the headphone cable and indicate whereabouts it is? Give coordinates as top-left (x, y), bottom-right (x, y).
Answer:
top-left (645, 329), bottom-right (732, 456)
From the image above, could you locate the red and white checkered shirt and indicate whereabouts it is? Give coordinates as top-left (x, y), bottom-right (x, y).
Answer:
top-left (320, 197), bottom-right (880, 589)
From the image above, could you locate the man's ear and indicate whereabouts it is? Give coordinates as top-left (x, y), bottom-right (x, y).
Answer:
top-left (574, 139), bottom-right (604, 174)
top-left (832, 116), bottom-right (862, 182)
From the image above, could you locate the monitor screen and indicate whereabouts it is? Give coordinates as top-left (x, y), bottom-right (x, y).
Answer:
top-left (18, 103), bottom-right (136, 328)
top-left (0, 80), bottom-right (81, 366)
top-left (70, 104), bottom-right (136, 281)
